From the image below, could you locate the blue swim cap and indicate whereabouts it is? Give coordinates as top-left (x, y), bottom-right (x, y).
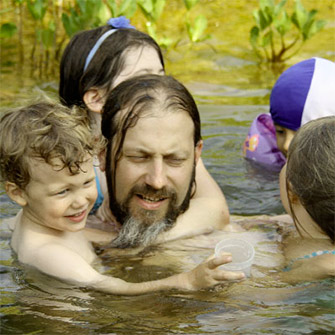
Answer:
top-left (270, 57), bottom-right (335, 130)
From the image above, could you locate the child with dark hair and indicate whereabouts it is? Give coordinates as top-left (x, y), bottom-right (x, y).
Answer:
top-left (278, 116), bottom-right (335, 282)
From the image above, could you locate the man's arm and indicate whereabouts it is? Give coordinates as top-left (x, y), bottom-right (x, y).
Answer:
top-left (194, 159), bottom-right (227, 201)
top-left (193, 158), bottom-right (229, 223)
top-left (156, 196), bottom-right (230, 244)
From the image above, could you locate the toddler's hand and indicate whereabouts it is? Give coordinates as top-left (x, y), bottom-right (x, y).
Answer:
top-left (180, 252), bottom-right (245, 291)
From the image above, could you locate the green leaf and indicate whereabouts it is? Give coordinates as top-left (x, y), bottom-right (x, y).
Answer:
top-left (61, 12), bottom-right (78, 37)
top-left (76, 0), bottom-right (86, 14)
top-left (301, 9), bottom-right (317, 40)
top-left (152, 0), bottom-right (166, 22)
top-left (119, 0), bottom-right (137, 17)
top-left (158, 36), bottom-right (172, 49)
top-left (274, 0), bottom-right (287, 17)
top-left (145, 21), bottom-right (157, 40)
top-left (274, 11), bottom-right (291, 36)
top-left (138, 0), bottom-right (166, 23)
top-left (96, 2), bottom-right (110, 24)
top-left (259, 0), bottom-right (274, 12)
top-left (189, 15), bottom-right (207, 42)
top-left (0, 23), bottom-right (17, 38)
top-left (292, 0), bottom-right (307, 29)
top-left (105, 0), bottom-right (117, 16)
top-left (183, 0), bottom-right (199, 11)
top-left (27, 0), bottom-right (47, 21)
top-left (137, 0), bottom-right (153, 15)
top-left (258, 9), bottom-right (271, 30)
top-left (249, 26), bottom-right (260, 49)
top-left (253, 9), bottom-right (260, 27)
top-left (261, 30), bottom-right (272, 47)
top-left (305, 19), bottom-right (327, 40)
top-left (264, 6), bottom-right (274, 25)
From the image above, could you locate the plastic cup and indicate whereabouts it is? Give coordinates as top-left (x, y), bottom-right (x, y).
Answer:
top-left (214, 238), bottom-right (255, 276)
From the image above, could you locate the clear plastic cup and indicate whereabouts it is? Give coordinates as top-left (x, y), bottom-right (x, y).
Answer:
top-left (214, 238), bottom-right (255, 276)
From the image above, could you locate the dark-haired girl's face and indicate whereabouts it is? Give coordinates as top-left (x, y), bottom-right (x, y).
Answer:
top-left (112, 46), bottom-right (164, 89)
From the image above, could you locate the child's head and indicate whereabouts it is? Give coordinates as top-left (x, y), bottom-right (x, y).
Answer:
top-left (59, 18), bottom-right (165, 113)
top-left (0, 102), bottom-right (102, 231)
top-left (280, 116), bottom-right (335, 242)
top-left (270, 57), bottom-right (335, 156)
top-left (0, 102), bottom-right (100, 189)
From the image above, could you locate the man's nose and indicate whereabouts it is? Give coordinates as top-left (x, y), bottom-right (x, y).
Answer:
top-left (144, 159), bottom-right (167, 190)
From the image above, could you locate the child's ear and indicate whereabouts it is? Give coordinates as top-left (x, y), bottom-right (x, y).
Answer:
top-left (98, 148), bottom-right (106, 172)
top-left (83, 88), bottom-right (106, 113)
top-left (5, 182), bottom-right (27, 207)
top-left (195, 140), bottom-right (203, 164)
top-left (286, 182), bottom-right (300, 205)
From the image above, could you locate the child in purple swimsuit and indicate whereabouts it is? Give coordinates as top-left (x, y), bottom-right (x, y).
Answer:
top-left (278, 116), bottom-right (335, 283)
top-left (243, 57), bottom-right (335, 170)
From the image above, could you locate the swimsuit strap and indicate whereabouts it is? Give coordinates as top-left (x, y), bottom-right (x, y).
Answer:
top-left (90, 166), bottom-right (104, 214)
top-left (283, 250), bottom-right (335, 272)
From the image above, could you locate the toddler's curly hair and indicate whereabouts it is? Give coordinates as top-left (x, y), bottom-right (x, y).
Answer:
top-left (0, 101), bottom-right (104, 189)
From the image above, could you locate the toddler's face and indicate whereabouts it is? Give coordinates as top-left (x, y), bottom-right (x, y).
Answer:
top-left (22, 156), bottom-right (97, 232)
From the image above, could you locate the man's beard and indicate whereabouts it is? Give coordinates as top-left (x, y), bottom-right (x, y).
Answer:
top-left (107, 165), bottom-right (195, 249)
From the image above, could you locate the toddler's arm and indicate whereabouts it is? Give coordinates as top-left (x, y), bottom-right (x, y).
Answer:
top-left (25, 244), bottom-right (244, 295)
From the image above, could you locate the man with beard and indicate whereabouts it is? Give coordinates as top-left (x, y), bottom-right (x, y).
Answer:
top-left (94, 74), bottom-right (232, 249)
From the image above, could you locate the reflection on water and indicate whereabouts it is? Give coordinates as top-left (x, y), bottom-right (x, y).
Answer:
top-left (199, 104), bottom-right (283, 216)
top-left (1, 219), bottom-right (334, 334)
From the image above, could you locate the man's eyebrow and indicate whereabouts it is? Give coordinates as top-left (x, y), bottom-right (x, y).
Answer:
top-left (124, 147), bottom-right (190, 157)
top-left (123, 148), bottom-right (152, 156)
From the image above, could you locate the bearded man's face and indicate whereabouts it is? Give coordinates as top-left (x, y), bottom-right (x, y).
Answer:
top-left (106, 111), bottom-right (201, 248)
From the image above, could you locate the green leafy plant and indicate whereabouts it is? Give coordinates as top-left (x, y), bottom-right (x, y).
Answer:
top-left (250, 0), bottom-right (327, 62)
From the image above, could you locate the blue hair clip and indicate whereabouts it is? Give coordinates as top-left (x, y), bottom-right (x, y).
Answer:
top-left (84, 16), bottom-right (135, 72)
top-left (107, 16), bottom-right (135, 29)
